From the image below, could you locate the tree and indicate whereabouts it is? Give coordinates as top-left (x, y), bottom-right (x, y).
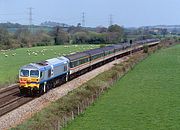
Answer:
top-left (52, 26), bottom-right (69, 45)
top-left (72, 31), bottom-right (89, 44)
top-left (14, 28), bottom-right (32, 47)
top-left (106, 24), bottom-right (125, 43)
top-left (161, 29), bottom-right (168, 37)
top-left (96, 26), bottom-right (107, 33)
top-left (0, 28), bottom-right (18, 49)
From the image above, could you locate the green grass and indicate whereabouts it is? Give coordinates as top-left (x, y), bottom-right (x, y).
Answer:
top-left (64, 44), bottom-right (180, 130)
top-left (0, 44), bottom-right (99, 84)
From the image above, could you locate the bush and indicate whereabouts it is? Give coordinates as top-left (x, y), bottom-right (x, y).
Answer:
top-left (143, 45), bottom-right (148, 53)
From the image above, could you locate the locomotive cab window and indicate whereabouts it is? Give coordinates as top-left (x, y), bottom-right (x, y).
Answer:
top-left (20, 69), bottom-right (29, 77)
top-left (30, 70), bottom-right (39, 78)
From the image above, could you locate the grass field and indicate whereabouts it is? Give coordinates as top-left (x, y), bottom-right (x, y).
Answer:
top-left (0, 44), bottom-right (99, 84)
top-left (63, 44), bottom-right (180, 130)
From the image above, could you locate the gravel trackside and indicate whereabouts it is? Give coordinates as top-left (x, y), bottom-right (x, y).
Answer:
top-left (0, 57), bottom-right (129, 130)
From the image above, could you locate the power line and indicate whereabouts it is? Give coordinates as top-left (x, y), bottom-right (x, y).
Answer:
top-left (109, 14), bottom-right (113, 26)
top-left (82, 12), bottom-right (85, 27)
top-left (28, 7), bottom-right (33, 32)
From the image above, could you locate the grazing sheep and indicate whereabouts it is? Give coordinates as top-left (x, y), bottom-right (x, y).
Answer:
top-left (5, 55), bottom-right (8, 57)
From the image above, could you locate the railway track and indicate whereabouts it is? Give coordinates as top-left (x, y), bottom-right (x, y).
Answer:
top-left (0, 41), bottom-right (160, 118)
top-left (0, 85), bottom-right (34, 116)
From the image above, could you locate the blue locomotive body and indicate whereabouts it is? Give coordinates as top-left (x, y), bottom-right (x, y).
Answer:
top-left (19, 56), bottom-right (69, 95)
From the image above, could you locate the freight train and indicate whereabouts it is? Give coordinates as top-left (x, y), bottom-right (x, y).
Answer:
top-left (19, 39), bottom-right (160, 96)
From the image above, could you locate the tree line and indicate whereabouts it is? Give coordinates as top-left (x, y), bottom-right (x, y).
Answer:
top-left (0, 24), bottom-right (125, 50)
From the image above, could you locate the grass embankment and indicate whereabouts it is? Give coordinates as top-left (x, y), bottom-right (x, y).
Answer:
top-left (0, 44), bottom-right (99, 85)
top-left (64, 44), bottom-right (180, 130)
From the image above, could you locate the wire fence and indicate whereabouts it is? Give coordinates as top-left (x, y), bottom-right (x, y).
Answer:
top-left (52, 84), bottom-right (113, 130)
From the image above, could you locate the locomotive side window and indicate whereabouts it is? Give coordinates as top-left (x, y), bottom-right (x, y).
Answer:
top-left (48, 69), bottom-right (51, 78)
top-left (40, 72), bottom-right (43, 78)
top-left (64, 65), bottom-right (67, 71)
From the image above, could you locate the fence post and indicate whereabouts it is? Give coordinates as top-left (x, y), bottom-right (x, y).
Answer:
top-left (57, 120), bottom-right (60, 130)
top-left (65, 115), bottom-right (67, 127)
top-left (62, 117), bottom-right (65, 128)
top-left (78, 105), bottom-right (80, 115)
top-left (71, 111), bottom-right (74, 120)
top-left (91, 95), bottom-right (94, 103)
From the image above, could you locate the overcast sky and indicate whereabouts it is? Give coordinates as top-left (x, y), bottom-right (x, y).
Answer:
top-left (0, 0), bottom-right (179, 27)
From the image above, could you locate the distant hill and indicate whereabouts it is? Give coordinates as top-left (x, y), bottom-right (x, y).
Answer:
top-left (141, 25), bottom-right (180, 29)
top-left (0, 22), bottom-right (53, 33)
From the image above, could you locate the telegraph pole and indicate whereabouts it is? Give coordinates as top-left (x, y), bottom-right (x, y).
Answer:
top-left (82, 12), bottom-right (85, 27)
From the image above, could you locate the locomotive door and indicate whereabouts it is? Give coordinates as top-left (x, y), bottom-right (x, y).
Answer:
top-left (51, 65), bottom-right (54, 77)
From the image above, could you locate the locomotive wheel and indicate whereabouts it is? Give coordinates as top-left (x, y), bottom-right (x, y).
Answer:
top-left (19, 88), bottom-right (25, 96)
top-left (38, 84), bottom-right (45, 96)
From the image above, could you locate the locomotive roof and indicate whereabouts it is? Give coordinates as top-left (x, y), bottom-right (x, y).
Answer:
top-left (20, 63), bottom-right (42, 70)
top-left (20, 56), bottom-right (69, 71)
top-left (65, 52), bottom-right (89, 61)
